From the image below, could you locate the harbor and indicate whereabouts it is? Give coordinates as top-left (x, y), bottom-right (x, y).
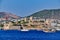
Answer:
top-left (0, 16), bottom-right (60, 32)
top-left (0, 30), bottom-right (59, 40)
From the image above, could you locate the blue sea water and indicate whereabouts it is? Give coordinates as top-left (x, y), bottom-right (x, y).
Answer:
top-left (0, 30), bottom-right (60, 40)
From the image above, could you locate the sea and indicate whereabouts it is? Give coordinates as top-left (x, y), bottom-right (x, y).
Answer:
top-left (0, 30), bottom-right (60, 40)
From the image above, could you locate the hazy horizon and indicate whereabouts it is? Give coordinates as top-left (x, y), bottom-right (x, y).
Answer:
top-left (0, 0), bottom-right (60, 17)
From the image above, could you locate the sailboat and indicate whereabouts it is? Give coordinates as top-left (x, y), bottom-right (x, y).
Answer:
top-left (43, 10), bottom-right (57, 32)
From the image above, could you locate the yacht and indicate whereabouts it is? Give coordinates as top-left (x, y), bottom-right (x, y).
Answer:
top-left (20, 26), bottom-right (29, 31)
top-left (21, 29), bottom-right (29, 31)
top-left (43, 28), bottom-right (56, 32)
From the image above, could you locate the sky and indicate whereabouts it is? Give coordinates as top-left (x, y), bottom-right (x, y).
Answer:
top-left (0, 0), bottom-right (60, 17)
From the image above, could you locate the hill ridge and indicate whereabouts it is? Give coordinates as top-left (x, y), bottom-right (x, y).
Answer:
top-left (28, 9), bottom-right (60, 19)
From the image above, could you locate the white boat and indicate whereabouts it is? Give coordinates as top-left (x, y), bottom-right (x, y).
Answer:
top-left (21, 29), bottom-right (29, 31)
top-left (43, 29), bottom-right (56, 33)
top-left (56, 28), bottom-right (60, 31)
top-left (56, 29), bottom-right (60, 31)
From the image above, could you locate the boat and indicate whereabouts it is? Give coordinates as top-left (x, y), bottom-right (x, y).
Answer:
top-left (43, 28), bottom-right (56, 33)
top-left (56, 28), bottom-right (60, 31)
top-left (21, 29), bottom-right (29, 31)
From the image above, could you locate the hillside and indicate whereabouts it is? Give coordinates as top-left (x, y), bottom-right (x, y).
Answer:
top-left (0, 12), bottom-right (20, 19)
top-left (28, 9), bottom-right (60, 19)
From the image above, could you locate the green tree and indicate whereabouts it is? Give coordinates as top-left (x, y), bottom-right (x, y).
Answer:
top-left (0, 24), bottom-right (4, 27)
top-left (18, 21), bottom-right (21, 24)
